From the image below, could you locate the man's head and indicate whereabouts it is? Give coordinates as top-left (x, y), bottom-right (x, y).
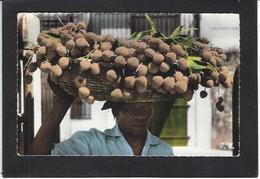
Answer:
top-left (102, 102), bottom-right (153, 137)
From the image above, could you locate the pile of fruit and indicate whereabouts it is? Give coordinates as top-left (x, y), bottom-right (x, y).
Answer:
top-left (24, 15), bottom-right (233, 111)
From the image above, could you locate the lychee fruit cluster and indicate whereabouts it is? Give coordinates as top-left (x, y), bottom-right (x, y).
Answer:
top-left (24, 21), bottom-right (233, 111)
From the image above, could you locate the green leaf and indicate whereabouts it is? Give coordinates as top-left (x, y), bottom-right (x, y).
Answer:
top-left (169, 26), bottom-right (183, 39)
top-left (187, 56), bottom-right (202, 61)
top-left (44, 32), bottom-right (61, 39)
top-left (129, 32), bottom-right (144, 40)
top-left (174, 36), bottom-right (196, 49)
top-left (186, 56), bottom-right (207, 73)
top-left (187, 56), bottom-right (220, 74)
top-left (145, 14), bottom-right (157, 34)
top-left (181, 27), bottom-right (198, 34)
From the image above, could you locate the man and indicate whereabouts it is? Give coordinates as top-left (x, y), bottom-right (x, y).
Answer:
top-left (29, 77), bottom-right (173, 156)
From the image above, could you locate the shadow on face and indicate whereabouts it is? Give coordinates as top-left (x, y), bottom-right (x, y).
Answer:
top-left (116, 103), bottom-right (153, 137)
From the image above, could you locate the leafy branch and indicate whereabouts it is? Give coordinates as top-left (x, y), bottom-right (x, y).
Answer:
top-left (186, 56), bottom-right (221, 74)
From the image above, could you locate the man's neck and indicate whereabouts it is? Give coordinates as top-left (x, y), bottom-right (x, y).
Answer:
top-left (122, 131), bottom-right (148, 155)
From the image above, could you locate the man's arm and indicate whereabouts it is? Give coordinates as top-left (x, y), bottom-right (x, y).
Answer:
top-left (29, 76), bottom-right (75, 155)
top-left (29, 97), bottom-right (73, 155)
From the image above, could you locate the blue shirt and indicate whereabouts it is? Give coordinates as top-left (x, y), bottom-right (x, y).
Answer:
top-left (51, 124), bottom-right (174, 156)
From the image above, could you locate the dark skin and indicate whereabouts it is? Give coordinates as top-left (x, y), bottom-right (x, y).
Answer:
top-left (29, 76), bottom-right (153, 155)
top-left (29, 76), bottom-right (75, 155)
top-left (116, 103), bottom-right (153, 155)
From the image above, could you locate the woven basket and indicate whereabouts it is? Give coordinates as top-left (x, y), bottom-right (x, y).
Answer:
top-left (55, 61), bottom-right (175, 102)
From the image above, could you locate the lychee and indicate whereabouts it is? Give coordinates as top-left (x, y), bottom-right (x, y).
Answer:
top-left (165, 52), bottom-right (177, 64)
top-left (163, 77), bottom-right (175, 91)
top-left (114, 56), bottom-right (126, 67)
top-left (144, 48), bottom-right (156, 58)
top-left (127, 57), bottom-right (139, 70)
top-left (171, 44), bottom-right (186, 57)
top-left (159, 62), bottom-right (170, 73)
top-left (119, 38), bottom-right (130, 47)
top-left (80, 59), bottom-right (91, 72)
top-left (147, 63), bottom-right (159, 74)
top-left (86, 95), bottom-right (95, 104)
top-left (58, 57), bottom-right (69, 69)
top-left (136, 42), bottom-right (147, 53)
top-left (75, 37), bottom-right (89, 49)
top-left (28, 62), bottom-right (38, 73)
top-left (174, 81), bottom-right (187, 94)
top-left (135, 76), bottom-right (148, 93)
top-left (159, 43), bottom-right (170, 54)
top-left (200, 90), bottom-right (208, 98)
top-left (178, 58), bottom-right (188, 70)
top-left (56, 45), bottom-right (67, 57)
top-left (104, 34), bottom-right (115, 44)
top-left (84, 32), bottom-right (97, 46)
top-left (153, 53), bottom-right (164, 64)
top-left (124, 76), bottom-right (135, 89)
top-left (183, 89), bottom-right (194, 101)
top-left (76, 21), bottom-right (87, 30)
top-left (91, 63), bottom-right (101, 75)
top-left (78, 87), bottom-right (90, 99)
top-left (115, 46), bottom-right (129, 57)
top-left (40, 61), bottom-right (52, 73)
top-left (65, 40), bottom-right (75, 50)
top-left (148, 38), bottom-right (163, 50)
top-left (137, 64), bottom-right (148, 76)
top-left (37, 46), bottom-right (46, 56)
top-left (122, 89), bottom-right (133, 100)
top-left (201, 51), bottom-right (212, 61)
top-left (92, 49), bottom-right (103, 61)
top-left (151, 76), bottom-right (164, 89)
top-left (50, 64), bottom-right (62, 77)
top-left (100, 42), bottom-right (112, 51)
top-left (110, 88), bottom-right (123, 101)
top-left (106, 69), bottom-right (118, 83)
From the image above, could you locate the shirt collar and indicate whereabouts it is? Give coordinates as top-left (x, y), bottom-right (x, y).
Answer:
top-left (104, 124), bottom-right (122, 137)
top-left (146, 130), bottom-right (161, 146)
top-left (104, 124), bottom-right (161, 146)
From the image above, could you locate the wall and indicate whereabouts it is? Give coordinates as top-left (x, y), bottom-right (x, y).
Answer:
top-left (186, 13), bottom-right (239, 151)
top-left (60, 101), bottom-right (115, 141)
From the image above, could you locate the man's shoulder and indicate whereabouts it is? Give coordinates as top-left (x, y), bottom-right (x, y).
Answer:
top-left (149, 133), bottom-right (174, 156)
top-left (71, 128), bottom-right (106, 140)
top-left (150, 134), bottom-right (170, 147)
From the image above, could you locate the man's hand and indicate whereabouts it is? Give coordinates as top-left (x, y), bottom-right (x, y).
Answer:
top-left (47, 74), bottom-right (76, 104)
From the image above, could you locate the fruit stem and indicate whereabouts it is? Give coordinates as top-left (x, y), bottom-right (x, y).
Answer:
top-left (86, 48), bottom-right (96, 59)
top-left (135, 63), bottom-right (143, 74)
top-left (55, 14), bottom-right (65, 26)
top-left (23, 54), bottom-right (33, 70)
top-left (72, 48), bottom-right (96, 62)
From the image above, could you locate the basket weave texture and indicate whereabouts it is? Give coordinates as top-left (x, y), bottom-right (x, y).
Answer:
top-left (55, 61), bottom-right (175, 102)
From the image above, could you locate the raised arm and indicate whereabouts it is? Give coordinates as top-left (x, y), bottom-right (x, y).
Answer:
top-left (29, 76), bottom-right (75, 155)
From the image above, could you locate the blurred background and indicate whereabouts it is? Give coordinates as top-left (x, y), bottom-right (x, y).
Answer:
top-left (17, 12), bottom-right (240, 156)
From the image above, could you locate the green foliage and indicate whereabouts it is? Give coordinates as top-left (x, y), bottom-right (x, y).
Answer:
top-left (169, 26), bottom-right (183, 39)
top-left (129, 32), bottom-right (145, 40)
top-left (145, 13), bottom-right (158, 35)
top-left (44, 32), bottom-right (61, 40)
top-left (186, 56), bottom-right (221, 74)
top-left (128, 15), bottom-right (222, 76)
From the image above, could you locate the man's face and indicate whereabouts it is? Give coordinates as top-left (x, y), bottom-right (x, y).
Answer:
top-left (117, 103), bottom-right (153, 137)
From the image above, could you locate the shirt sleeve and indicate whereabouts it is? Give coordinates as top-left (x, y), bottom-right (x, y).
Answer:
top-left (167, 146), bottom-right (174, 156)
top-left (51, 131), bottom-right (91, 156)
top-left (159, 142), bottom-right (174, 156)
